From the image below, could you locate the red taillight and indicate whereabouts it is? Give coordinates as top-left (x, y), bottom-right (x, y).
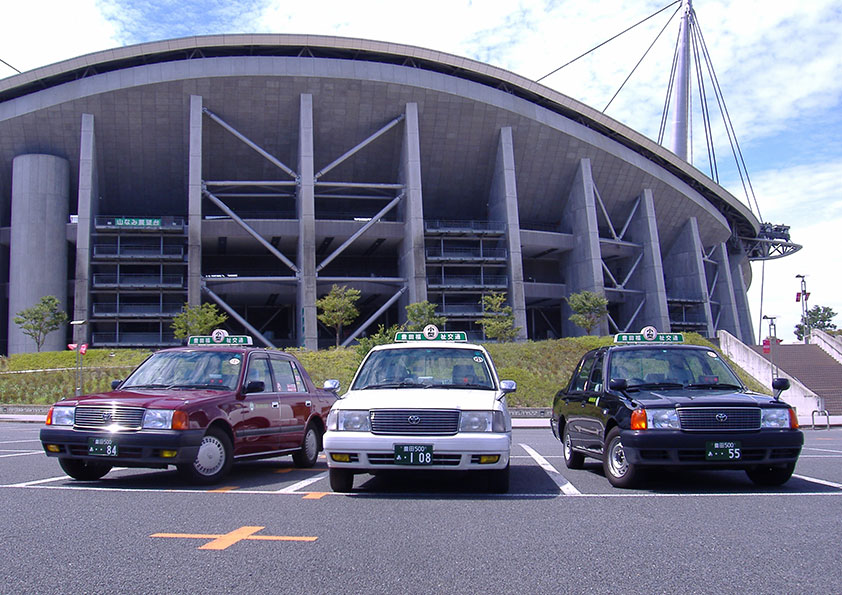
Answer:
top-left (630, 408), bottom-right (647, 430)
top-left (45, 407), bottom-right (54, 425)
top-left (789, 408), bottom-right (799, 429)
top-left (172, 410), bottom-right (189, 430)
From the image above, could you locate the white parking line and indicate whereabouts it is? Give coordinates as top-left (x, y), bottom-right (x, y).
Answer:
top-left (0, 439), bottom-right (41, 444)
top-left (793, 474), bottom-right (842, 490)
top-left (275, 472), bottom-right (328, 493)
top-left (6, 475), bottom-right (69, 487)
top-left (519, 443), bottom-right (581, 495)
top-left (803, 447), bottom-right (842, 454)
top-left (0, 451), bottom-right (43, 459)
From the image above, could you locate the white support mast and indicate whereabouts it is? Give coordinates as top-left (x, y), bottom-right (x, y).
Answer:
top-left (669, 0), bottom-right (692, 161)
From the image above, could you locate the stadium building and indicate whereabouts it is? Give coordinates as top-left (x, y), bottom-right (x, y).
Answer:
top-left (0, 34), bottom-right (783, 353)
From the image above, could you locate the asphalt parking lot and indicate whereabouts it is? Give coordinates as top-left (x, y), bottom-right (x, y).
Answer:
top-left (2, 423), bottom-right (841, 594)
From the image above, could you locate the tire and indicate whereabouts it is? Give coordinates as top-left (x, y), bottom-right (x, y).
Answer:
top-left (487, 463), bottom-right (510, 494)
top-left (602, 427), bottom-right (640, 489)
top-left (59, 458), bottom-right (112, 481)
top-left (746, 462), bottom-right (796, 486)
top-left (329, 467), bottom-right (354, 492)
top-left (292, 424), bottom-right (320, 468)
top-left (562, 423), bottom-right (585, 470)
top-left (178, 427), bottom-right (233, 485)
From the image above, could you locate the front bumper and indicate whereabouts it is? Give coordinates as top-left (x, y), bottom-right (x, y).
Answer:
top-left (323, 431), bottom-right (511, 471)
top-left (40, 426), bottom-right (206, 467)
top-left (619, 428), bottom-right (803, 468)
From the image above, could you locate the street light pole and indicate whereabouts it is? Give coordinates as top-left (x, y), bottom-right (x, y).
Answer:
top-left (796, 274), bottom-right (809, 344)
top-left (70, 319), bottom-right (87, 396)
top-left (762, 315), bottom-right (778, 383)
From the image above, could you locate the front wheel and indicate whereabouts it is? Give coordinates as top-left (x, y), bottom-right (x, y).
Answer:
top-left (329, 467), bottom-right (354, 492)
top-left (746, 462), bottom-right (796, 486)
top-left (602, 427), bottom-right (640, 488)
top-left (562, 423), bottom-right (585, 469)
top-left (59, 458), bottom-right (112, 481)
top-left (178, 427), bottom-right (233, 485)
top-left (292, 425), bottom-right (320, 468)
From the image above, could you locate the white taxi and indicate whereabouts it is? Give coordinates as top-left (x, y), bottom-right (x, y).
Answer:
top-left (324, 328), bottom-right (514, 493)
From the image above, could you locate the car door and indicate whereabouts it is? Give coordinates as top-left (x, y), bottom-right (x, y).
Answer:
top-left (269, 356), bottom-right (311, 450)
top-left (235, 354), bottom-right (283, 456)
top-left (563, 354), bottom-right (595, 450)
top-left (580, 352), bottom-right (607, 452)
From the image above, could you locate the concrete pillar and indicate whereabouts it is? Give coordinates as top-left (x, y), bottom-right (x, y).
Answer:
top-left (663, 217), bottom-right (714, 336)
top-left (729, 249), bottom-right (756, 345)
top-left (9, 154), bottom-right (69, 353)
top-left (187, 95), bottom-right (203, 306)
top-left (73, 114), bottom-right (98, 344)
top-left (623, 189), bottom-right (670, 331)
top-left (561, 158), bottom-right (607, 337)
top-left (488, 127), bottom-right (526, 340)
top-left (397, 102), bottom-right (427, 312)
top-left (711, 242), bottom-right (743, 340)
top-left (297, 94), bottom-right (318, 350)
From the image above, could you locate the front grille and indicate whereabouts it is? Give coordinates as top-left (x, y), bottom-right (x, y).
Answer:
top-left (368, 453), bottom-right (462, 466)
top-left (677, 407), bottom-right (760, 431)
top-left (74, 405), bottom-right (145, 430)
top-left (370, 409), bottom-right (459, 436)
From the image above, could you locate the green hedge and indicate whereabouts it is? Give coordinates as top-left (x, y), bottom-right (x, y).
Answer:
top-left (0, 335), bottom-right (767, 406)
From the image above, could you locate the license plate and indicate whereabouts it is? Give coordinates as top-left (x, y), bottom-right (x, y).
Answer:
top-left (705, 441), bottom-right (741, 461)
top-left (394, 444), bottom-right (433, 465)
top-left (88, 437), bottom-right (119, 457)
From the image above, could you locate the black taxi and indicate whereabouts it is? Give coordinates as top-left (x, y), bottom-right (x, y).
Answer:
top-left (551, 330), bottom-right (802, 488)
top-left (40, 331), bottom-right (338, 484)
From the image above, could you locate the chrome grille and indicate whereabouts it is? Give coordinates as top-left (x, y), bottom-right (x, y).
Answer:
top-left (677, 407), bottom-right (760, 431)
top-left (74, 405), bottom-right (145, 430)
top-left (370, 409), bottom-right (459, 436)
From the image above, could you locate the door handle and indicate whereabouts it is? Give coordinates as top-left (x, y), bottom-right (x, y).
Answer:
top-left (305, 400), bottom-right (312, 407)
top-left (272, 402), bottom-right (279, 408)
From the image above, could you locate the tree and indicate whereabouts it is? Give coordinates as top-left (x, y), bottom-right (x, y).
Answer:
top-left (171, 303), bottom-right (228, 340)
top-left (13, 295), bottom-right (68, 352)
top-left (404, 301), bottom-right (447, 331)
top-left (317, 285), bottom-right (361, 347)
top-left (566, 291), bottom-right (609, 335)
top-left (477, 291), bottom-right (520, 342)
top-left (794, 305), bottom-right (837, 341)
top-left (355, 323), bottom-right (403, 359)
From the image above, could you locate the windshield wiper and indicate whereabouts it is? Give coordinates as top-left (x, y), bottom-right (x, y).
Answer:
top-left (445, 383), bottom-right (493, 390)
top-left (359, 381), bottom-right (423, 390)
top-left (686, 383), bottom-right (742, 390)
top-left (164, 384), bottom-right (230, 390)
top-left (122, 383), bottom-right (170, 390)
top-left (625, 382), bottom-right (684, 391)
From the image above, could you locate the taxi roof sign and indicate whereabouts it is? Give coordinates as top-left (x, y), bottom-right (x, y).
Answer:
top-left (395, 325), bottom-right (467, 343)
top-left (614, 326), bottom-right (683, 344)
top-left (188, 329), bottom-right (253, 346)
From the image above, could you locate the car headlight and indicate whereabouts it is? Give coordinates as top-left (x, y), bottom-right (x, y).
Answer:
top-left (646, 408), bottom-right (680, 429)
top-left (49, 406), bottom-right (75, 426)
top-left (459, 411), bottom-right (506, 433)
top-left (761, 408), bottom-right (791, 428)
top-left (142, 409), bottom-right (175, 429)
top-left (334, 410), bottom-right (371, 432)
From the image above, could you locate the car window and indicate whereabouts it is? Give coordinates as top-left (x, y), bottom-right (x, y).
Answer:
top-left (291, 364), bottom-right (307, 392)
top-left (270, 359), bottom-right (300, 393)
top-left (570, 355), bottom-right (595, 392)
top-left (587, 354), bottom-right (604, 392)
top-left (608, 347), bottom-right (742, 387)
top-left (122, 350), bottom-right (242, 390)
top-left (245, 357), bottom-right (272, 393)
top-left (351, 347), bottom-right (494, 390)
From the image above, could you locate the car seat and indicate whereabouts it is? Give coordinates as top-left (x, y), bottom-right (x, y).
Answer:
top-left (452, 364), bottom-right (476, 385)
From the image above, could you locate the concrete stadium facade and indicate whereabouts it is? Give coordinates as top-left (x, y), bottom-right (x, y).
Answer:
top-left (0, 34), bottom-right (759, 353)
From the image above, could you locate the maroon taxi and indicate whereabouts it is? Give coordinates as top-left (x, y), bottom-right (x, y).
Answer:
top-left (40, 336), bottom-right (338, 484)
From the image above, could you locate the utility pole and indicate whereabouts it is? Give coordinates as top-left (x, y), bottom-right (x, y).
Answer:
top-left (796, 274), bottom-right (809, 343)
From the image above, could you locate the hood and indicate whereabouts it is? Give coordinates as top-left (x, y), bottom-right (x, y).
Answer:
top-left (61, 388), bottom-right (235, 409)
top-left (631, 389), bottom-right (780, 408)
top-left (337, 387), bottom-right (499, 410)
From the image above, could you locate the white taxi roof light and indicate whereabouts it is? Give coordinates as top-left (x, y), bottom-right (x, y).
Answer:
top-left (614, 326), bottom-right (684, 345)
top-left (187, 328), bottom-right (253, 346)
top-left (394, 324), bottom-right (467, 343)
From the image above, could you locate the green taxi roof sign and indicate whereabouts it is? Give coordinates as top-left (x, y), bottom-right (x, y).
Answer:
top-left (188, 329), bottom-right (253, 346)
top-left (614, 326), bottom-right (683, 344)
top-left (395, 325), bottom-right (467, 343)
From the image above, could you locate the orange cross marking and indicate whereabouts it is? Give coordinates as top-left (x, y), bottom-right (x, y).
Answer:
top-left (302, 492), bottom-right (330, 500)
top-left (150, 526), bottom-right (318, 550)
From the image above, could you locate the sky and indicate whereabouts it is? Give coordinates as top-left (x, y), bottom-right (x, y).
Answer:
top-left (1, 0), bottom-right (840, 342)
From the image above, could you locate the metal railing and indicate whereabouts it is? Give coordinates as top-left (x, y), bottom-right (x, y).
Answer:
top-left (92, 274), bottom-right (185, 287)
top-left (92, 245), bottom-right (184, 258)
top-left (427, 275), bottom-right (508, 287)
top-left (92, 303), bottom-right (183, 316)
top-left (425, 220), bottom-right (506, 234)
top-left (92, 333), bottom-right (180, 346)
top-left (425, 247), bottom-right (507, 259)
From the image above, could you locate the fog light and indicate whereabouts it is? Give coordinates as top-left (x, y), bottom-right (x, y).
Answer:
top-left (45, 444), bottom-right (61, 453)
top-left (331, 453), bottom-right (351, 462)
top-left (479, 455), bottom-right (500, 464)
top-left (160, 450), bottom-right (178, 458)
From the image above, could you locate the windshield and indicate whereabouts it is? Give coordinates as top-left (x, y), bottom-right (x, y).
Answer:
top-left (608, 347), bottom-right (742, 389)
top-left (122, 350), bottom-right (243, 390)
top-left (352, 347), bottom-right (495, 390)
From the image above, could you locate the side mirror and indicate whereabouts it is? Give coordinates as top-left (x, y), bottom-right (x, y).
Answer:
top-left (324, 379), bottom-right (340, 393)
top-left (609, 378), bottom-right (628, 391)
top-left (772, 377), bottom-right (790, 400)
top-left (244, 380), bottom-right (265, 394)
top-left (500, 380), bottom-right (517, 394)
top-left (111, 379), bottom-right (122, 390)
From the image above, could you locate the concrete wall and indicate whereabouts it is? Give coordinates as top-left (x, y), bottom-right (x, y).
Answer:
top-left (811, 329), bottom-right (842, 364)
top-left (8, 154), bottom-right (69, 353)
